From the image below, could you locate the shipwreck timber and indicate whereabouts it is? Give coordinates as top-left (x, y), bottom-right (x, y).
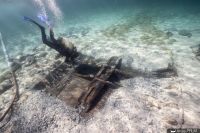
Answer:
top-left (32, 56), bottom-right (122, 113)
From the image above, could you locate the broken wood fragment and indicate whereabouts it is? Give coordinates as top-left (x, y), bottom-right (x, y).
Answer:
top-left (151, 63), bottom-right (178, 78)
top-left (31, 52), bottom-right (179, 115)
top-left (80, 57), bottom-right (122, 112)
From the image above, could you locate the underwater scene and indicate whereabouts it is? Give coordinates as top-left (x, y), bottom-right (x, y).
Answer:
top-left (0, 0), bottom-right (200, 132)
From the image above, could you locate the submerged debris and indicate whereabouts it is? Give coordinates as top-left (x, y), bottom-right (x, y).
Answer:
top-left (0, 79), bottom-right (13, 95)
top-left (30, 53), bottom-right (178, 117)
top-left (33, 56), bottom-right (122, 114)
top-left (178, 29), bottom-right (192, 38)
top-left (151, 63), bottom-right (178, 78)
top-left (166, 31), bottom-right (173, 38)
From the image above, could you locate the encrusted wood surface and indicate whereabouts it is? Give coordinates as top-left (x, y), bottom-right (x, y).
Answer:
top-left (43, 63), bottom-right (91, 108)
top-left (80, 57), bottom-right (122, 112)
top-left (31, 54), bottom-right (178, 114)
top-left (33, 57), bottom-right (121, 112)
top-left (58, 75), bottom-right (90, 107)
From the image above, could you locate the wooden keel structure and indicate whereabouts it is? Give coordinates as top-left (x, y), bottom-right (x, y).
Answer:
top-left (32, 51), bottom-right (179, 114)
top-left (79, 57), bottom-right (122, 112)
top-left (33, 56), bottom-right (122, 113)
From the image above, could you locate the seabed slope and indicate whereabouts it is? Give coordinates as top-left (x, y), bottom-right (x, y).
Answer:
top-left (0, 7), bottom-right (200, 132)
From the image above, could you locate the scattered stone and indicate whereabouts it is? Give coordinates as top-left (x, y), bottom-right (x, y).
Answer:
top-left (0, 71), bottom-right (12, 83)
top-left (167, 39), bottom-right (177, 44)
top-left (164, 84), bottom-right (178, 90)
top-left (166, 31), bottom-right (173, 38)
top-left (19, 94), bottom-right (29, 103)
top-left (2, 95), bottom-right (10, 104)
top-left (54, 54), bottom-right (62, 60)
top-left (32, 46), bottom-right (43, 52)
top-left (81, 28), bottom-right (90, 37)
top-left (16, 55), bottom-right (26, 62)
top-left (0, 97), bottom-right (5, 106)
top-left (32, 82), bottom-right (46, 90)
top-left (24, 55), bottom-right (36, 67)
top-left (38, 46), bottom-right (46, 51)
top-left (191, 44), bottom-right (200, 61)
top-left (168, 91), bottom-right (178, 97)
top-left (0, 79), bottom-right (13, 94)
top-left (38, 52), bottom-right (48, 58)
top-left (11, 60), bottom-right (22, 72)
top-left (147, 96), bottom-right (161, 109)
top-left (52, 60), bottom-right (62, 68)
top-left (197, 56), bottom-right (200, 61)
top-left (122, 56), bottom-right (134, 68)
top-left (178, 30), bottom-right (192, 38)
top-left (164, 102), bottom-right (179, 109)
top-left (29, 68), bottom-right (40, 76)
top-left (17, 54), bottom-right (34, 62)
top-left (166, 119), bottom-right (178, 125)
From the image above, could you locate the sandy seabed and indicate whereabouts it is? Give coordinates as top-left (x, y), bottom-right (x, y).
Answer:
top-left (0, 7), bottom-right (200, 133)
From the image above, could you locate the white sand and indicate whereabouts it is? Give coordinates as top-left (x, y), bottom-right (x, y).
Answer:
top-left (0, 7), bottom-right (200, 132)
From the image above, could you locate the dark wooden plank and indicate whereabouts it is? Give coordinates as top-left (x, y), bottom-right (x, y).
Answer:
top-left (57, 75), bottom-right (90, 107)
top-left (80, 57), bottom-right (122, 112)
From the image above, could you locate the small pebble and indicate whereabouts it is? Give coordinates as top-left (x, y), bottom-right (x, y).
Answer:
top-left (167, 119), bottom-right (178, 125)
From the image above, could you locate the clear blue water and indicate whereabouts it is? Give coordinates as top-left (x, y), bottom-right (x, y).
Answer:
top-left (0, 0), bottom-right (200, 71)
top-left (0, 1), bottom-right (200, 131)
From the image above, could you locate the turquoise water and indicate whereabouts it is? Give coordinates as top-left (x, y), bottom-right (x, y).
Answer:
top-left (0, 1), bottom-right (200, 131)
top-left (0, 0), bottom-right (200, 72)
